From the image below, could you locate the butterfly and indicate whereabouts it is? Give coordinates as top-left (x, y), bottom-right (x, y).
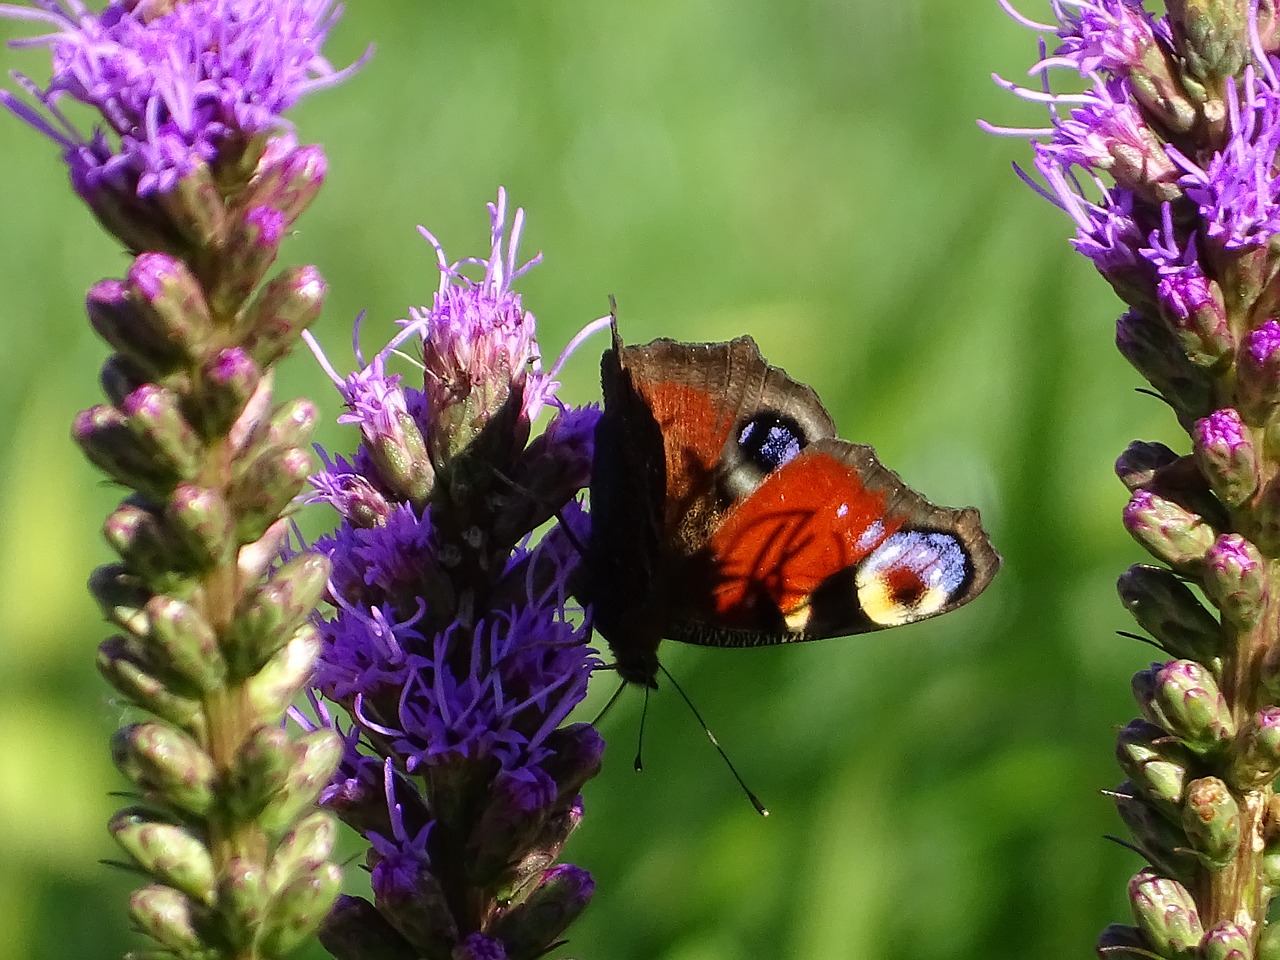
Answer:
top-left (581, 323), bottom-right (1000, 690)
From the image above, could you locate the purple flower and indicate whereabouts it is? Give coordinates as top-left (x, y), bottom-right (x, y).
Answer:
top-left (1, 0), bottom-right (361, 196)
top-left (303, 191), bottom-right (603, 958)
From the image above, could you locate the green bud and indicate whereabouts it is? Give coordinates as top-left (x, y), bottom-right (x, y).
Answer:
top-left (1204, 534), bottom-right (1268, 630)
top-left (74, 404), bottom-right (182, 499)
top-left (192, 349), bottom-right (262, 441)
top-left (244, 627), bottom-right (321, 724)
top-left (128, 884), bottom-right (204, 955)
top-left (1115, 788), bottom-right (1199, 882)
top-left (218, 857), bottom-right (265, 951)
top-left (227, 445), bottom-right (311, 543)
top-left (215, 207), bottom-right (284, 313)
top-left (1116, 311), bottom-right (1211, 421)
top-left (259, 862), bottom-right (342, 958)
top-left (146, 595), bottom-right (226, 695)
top-left (1201, 920), bottom-right (1254, 960)
top-left (1260, 919), bottom-right (1280, 960)
top-left (241, 266), bottom-right (326, 368)
top-left (371, 854), bottom-right (458, 956)
top-left (1128, 868), bottom-right (1203, 959)
top-left (112, 722), bottom-right (216, 816)
top-left (1116, 441), bottom-right (1179, 492)
top-left (259, 729), bottom-right (344, 837)
top-left (1116, 720), bottom-right (1193, 817)
top-left (157, 162), bottom-right (228, 253)
top-left (223, 725), bottom-right (293, 823)
top-left (1232, 707), bottom-right (1280, 790)
top-left (1193, 409), bottom-right (1259, 509)
top-left (110, 808), bottom-right (216, 906)
top-left (97, 636), bottom-right (205, 735)
top-left (1117, 564), bottom-right (1221, 661)
top-left (243, 142), bottom-right (326, 228)
top-left (1134, 660), bottom-right (1235, 755)
top-left (1123, 489), bottom-right (1217, 570)
top-left (236, 519), bottom-right (290, 584)
top-left (265, 811), bottom-right (337, 896)
top-left (1182, 776), bottom-right (1241, 869)
top-left (166, 485), bottom-right (235, 569)
top-left (122, 384), bottom-right (203, 483)
top-left (103, 501), bottom-right (197, 585)
top-left (1130, 33), bottom-right (1201, 133)
top-left (223, 552), bottom-right (330, 678)
top-left (318, 896), bottom-right (419, 960)
top-left (246, 398), bottom-right (319, 455)
top-left (1168, 0), bottom-right (1251, 83)
top-left (88, 564), bottom-right (152, 637)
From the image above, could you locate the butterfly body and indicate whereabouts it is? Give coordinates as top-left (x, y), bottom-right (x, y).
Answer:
top-left (583, 327), bottom-right (999, 688)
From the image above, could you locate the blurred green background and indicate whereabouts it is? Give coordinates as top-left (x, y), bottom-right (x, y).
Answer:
top-left (0, 1), bottom-right (1175, 958)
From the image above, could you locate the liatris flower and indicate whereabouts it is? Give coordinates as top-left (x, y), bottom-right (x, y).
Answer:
top-left (988, 0), bottom-right (1280, 954)
top-left (2, 2), bottom-right (357, 956)
top-left (303, 190), bottom-right (604, 960)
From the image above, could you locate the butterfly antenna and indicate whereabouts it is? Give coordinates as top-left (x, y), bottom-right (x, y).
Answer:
top-left (591, 678), bottom-right (627, 727)
top-left (658, 662), bottom-right (769, 817)
top-left (635, 685), bottom-right (650, 773)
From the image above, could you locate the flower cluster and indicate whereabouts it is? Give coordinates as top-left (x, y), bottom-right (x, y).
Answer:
top-left (991, 0), bottom-right (1280, 955)
top-left (303, 191), bottom-right (604, 960)
top-left (3, 1), bottom-right (355, 957)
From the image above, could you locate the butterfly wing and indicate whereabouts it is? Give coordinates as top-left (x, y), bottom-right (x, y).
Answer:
top-left (667, 438), bottom-right (1000, 646)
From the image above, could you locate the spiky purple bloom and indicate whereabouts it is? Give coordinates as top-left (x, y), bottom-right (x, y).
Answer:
top-left (304, 192), bottom-right (604, 958)
top-left (0, 0), bottom-right (359, 197)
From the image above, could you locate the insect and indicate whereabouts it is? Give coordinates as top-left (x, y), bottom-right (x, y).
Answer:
top-left (582, 323), bottom-right (1000, 690)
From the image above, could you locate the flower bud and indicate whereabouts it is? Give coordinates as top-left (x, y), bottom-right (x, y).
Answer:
top-left (242, 265), bottom-right (326, 367)
top-left (97, 636), bottom-right (204, 734)
top-left (216, 206), bottom-right (285, 311)
top-left (222, 551), bottom-right (331, 678)
top-left (259, 728), bottom-right (345, 837)
top-left (122, 384), bottom-right (204, 483)
top-left (75, 404), bottom-right (182, 499)
top-left (1182, 776), bottom-right (1241, 869)
top-left (1239, 321), bottom-right (1280, 423)
top-left (1128, 868), bottom-right (1203, 956)
top-left (237, 518), bottom-right (291, 584)
top-left (1115, 787), bottom-right (1199, 881)
top-left (467, 768), bottom-right (558, 887)
top-left (1123, 489), bottom-right (1217, 570)
top-left (1117, 564), bottom-right (1221, 662)
top-left (112, 722), bottom-right (216, 816)
top-left (244, 627), bottom-right (321, 724)
top-left (1168, 0), bottom-right (1252, 83)
top-left (1194, 409), bottom-right (1260, 508)
top-left (109, 808), bottom-right (216, 905)
top-left (128, 884), bottom-right (202, 955)
top-left (227, 444), bottom-right (312, 543)
top-left (1116, 440), bottom-right (1179, 491)
top-left (242, 139), bottom-right (327, 227)
top-left (145, 594), bottom-right (226, 694)
top-left (1116, 310), bottom-right (1211, 420)
top-left (371, 852), bottom-right (458, 957)
top-left (1204, 534), bottom-right (1268, 630)
top-left (192, 348), bottom-right (262, 440)
top-left (103, 501), bottom-right (197, 585)
top-left (258, 861), bottom-right (342, 957)
top-left (222, 725), bottom-right (294, 823)
top-left (1116, 719), bottom-right (1194, 816)
top-left (541, 723), bottom-right (606, 804)
top-left (1133, 660), bottom-right (1235, 754)
top-left (318, 895), bottom-right (420, 960)
top-left (166, 484), bottom-right (235, 568)
top-left (218, 856), bottom-right (265, 951)
top-left (266, 811), bottom-right (338, 896)
top-left (1231, 707), bottom-right (1280, 790)
top-left (1158, 270), bottom-right (1233, 367)
top-left (1127, 19), bottom-right (1201, 133)
top-left (158, 161), bottom-right (228, 251)
top-left (489, 864), bottom-right (594, 960)
top-left (1200, 920), bottom-right (1253, 960)
top-left (126, 253), bottom-right (214, 362)
top-left (88, 564), bottom-right (151, 637)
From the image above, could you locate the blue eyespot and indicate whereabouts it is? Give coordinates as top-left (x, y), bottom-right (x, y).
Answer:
top-left (737, 413), bottom-right (805, 473)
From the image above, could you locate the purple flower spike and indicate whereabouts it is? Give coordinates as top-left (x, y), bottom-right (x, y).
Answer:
top-left (305, 192), bottom-right (604, 958)
top-left (0, 0), bottom-right (362, 197)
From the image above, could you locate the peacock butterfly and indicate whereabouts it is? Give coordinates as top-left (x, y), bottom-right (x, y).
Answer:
top-left (582, 322), bottom-right (1000, 689)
